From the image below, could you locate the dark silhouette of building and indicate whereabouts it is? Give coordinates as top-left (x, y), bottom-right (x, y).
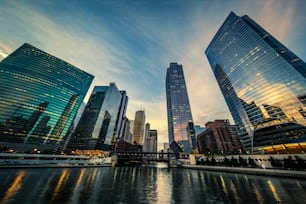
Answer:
top-left (169, 141), bottom-right (184, 153)
top-left (114, 139), bottom-right (142, 152)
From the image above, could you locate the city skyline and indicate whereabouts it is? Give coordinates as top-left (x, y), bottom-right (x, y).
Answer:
top-left (1, 0), bottom-right (306, 147)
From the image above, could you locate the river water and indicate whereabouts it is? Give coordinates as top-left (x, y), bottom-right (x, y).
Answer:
top-left (0, 165), bottom-right (305, 203)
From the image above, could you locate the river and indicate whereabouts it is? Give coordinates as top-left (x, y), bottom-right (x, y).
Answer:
top-left (0, 165), bottom-right (305, 203)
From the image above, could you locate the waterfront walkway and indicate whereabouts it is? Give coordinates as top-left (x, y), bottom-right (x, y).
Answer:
top-left (182, 164), bottom-right (306, 179)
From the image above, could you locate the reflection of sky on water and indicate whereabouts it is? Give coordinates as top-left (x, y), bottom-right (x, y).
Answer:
top-left (0, 167), bottom-right (306, 203)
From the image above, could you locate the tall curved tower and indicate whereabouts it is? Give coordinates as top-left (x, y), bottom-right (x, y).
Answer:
top-left (206, 12), bottom-right (306, 150)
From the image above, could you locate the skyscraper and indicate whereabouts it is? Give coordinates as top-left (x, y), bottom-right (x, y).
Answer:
top-left (125, 119), bottom-right (134, 144)
top-left (143, 123), bottom-right (151, 152)
top-left (206, 12), bottom-right (306, 150)
top-left (143, 129), bottom-right (157, 153)
top-left (0, 43), bottom-right (93, 151)
top-left (144, 122), bottom-right (150, 145)
top-left (132, 110), bottom-right (145, 145)
top-left (68, 83), bottom-right (125, 151)
top-left (166, 62), bottom-right (193, 153)
top-left (121, 117), bottom-right (131, 143)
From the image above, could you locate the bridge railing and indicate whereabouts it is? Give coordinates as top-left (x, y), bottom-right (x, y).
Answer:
top-left (114, 151), bottom-right (179, 161)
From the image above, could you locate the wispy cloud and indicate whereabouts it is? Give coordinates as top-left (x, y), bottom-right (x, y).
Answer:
top-left (0, 43), bottom-right (12, 61)
top-left (256, 0), bottom-right (296, 42)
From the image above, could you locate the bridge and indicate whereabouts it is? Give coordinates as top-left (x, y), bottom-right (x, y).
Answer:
top-left (113, 151), bottom-right (183, 166)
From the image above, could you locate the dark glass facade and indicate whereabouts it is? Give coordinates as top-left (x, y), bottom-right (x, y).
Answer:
top-left (253, 118), bottom-right (306, 147)
top-left (68, 83), bottom-right (124, 150)
top-left (206, 12), bottom-right (306, 149)
top-left (114, 91), bottom-right (128, 139)
top-left (166, 62), bottom-right (193, 153)
top-left (0, 43), bottom-right (93, 150)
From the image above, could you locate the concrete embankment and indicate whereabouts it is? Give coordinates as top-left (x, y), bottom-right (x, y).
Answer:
top-left (182, 164), bottom-right (306, 179)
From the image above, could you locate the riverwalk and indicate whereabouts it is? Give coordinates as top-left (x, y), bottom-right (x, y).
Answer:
top-left (182, 164), bottom-right (306, 179)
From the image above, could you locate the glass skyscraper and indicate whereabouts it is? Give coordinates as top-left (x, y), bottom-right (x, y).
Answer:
top-left (68, 83), bottom-right (126, 151)
top-left (0, 43), bottom-right (93, 151)
top-left (206, 12), bottom-right (306, 150)
top-left (132, 110), bottom-right (146, 145)
top-left (166, 62), bottom-right (193, 153)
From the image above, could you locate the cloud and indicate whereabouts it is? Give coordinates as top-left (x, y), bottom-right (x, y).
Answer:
top-left (1, 1), bottom-right (134, 76)
top-left (0, 1), bottom-right (147, 104)
top-left (0, 43), bottom-right (12, 61)
top-left (257, 0), bottom-right (296, 42)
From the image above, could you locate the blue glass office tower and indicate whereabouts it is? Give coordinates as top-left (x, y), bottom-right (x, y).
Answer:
top-left (206, 12), bottom-right (306, 150)
top-left (68, 83), bottom-right (126, 151)
top-left (166, 62), bottom-right (193, 153)
top-left (0, 43), bottom-right (94, 151)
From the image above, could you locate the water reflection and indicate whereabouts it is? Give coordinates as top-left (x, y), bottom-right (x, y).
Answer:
top-left (0, 167), bottom-right (306, 203)
top-left (267, 180), bottom-right (281, 202)
top-left (1, 170), bottom-right (25, 203)
top-left (220, 175), bottom-right (228, 195)
top-left (251, 182), bottom-right (264, 204)
top-left (51, 169), bottom-right (69, 203)
top-left (70, 168), bottom-right (86, 203)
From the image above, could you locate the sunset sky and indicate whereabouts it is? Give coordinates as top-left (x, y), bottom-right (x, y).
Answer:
top-left (1, 0), bottom-right (306, 148)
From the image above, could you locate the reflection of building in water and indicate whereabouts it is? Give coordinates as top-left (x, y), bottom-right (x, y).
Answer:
top-left (206, 12), bottom-right (306, 149)
top-left (0, 43), bottom-right (93, 152)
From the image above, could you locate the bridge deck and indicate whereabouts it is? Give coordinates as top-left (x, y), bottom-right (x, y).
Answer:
top-left (115, 151), bottom-right (178, 163)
